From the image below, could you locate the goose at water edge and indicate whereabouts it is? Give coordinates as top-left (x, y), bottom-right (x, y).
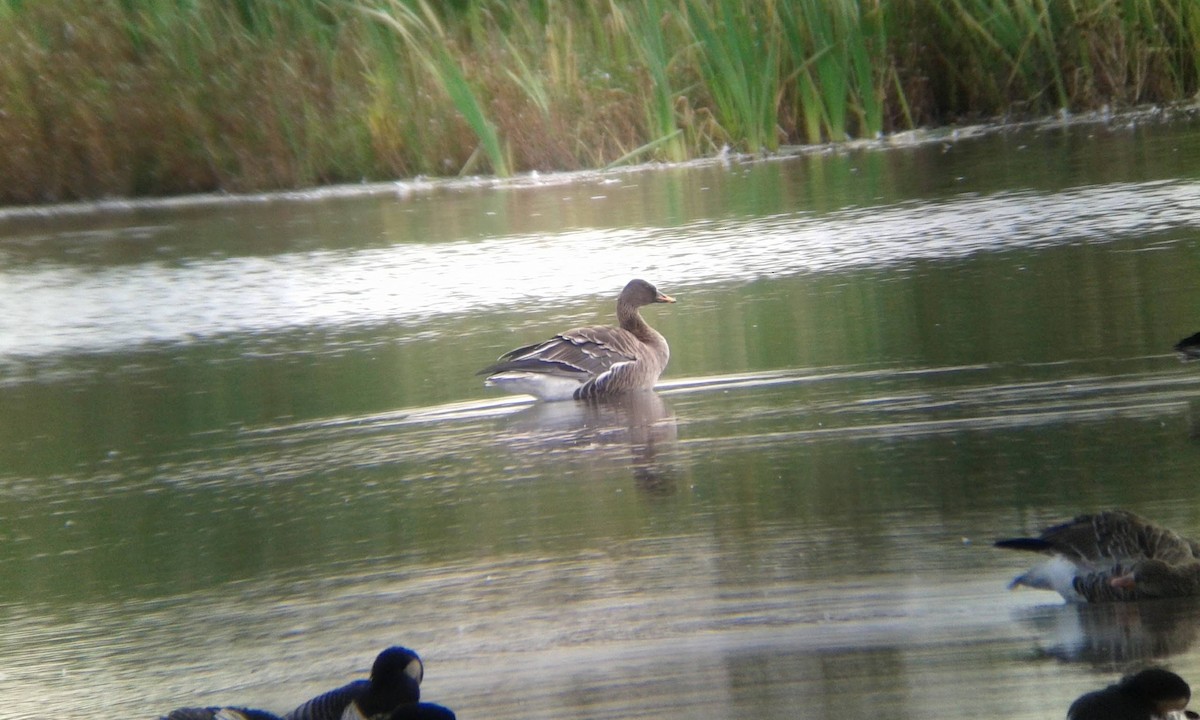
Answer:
top-left (994, 510), bottom-right (1200, 602)
top-left (479, 279), bottom-right (675, 401)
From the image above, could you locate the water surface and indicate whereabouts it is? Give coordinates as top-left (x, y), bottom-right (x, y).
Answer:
top-left (5, 116), bottom-right (1200, 719)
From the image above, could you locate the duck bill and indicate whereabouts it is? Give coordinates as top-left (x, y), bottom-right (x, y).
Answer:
top-left (656, 292), bottom-right (676, 304)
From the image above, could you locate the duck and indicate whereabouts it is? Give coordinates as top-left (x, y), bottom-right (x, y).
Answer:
top-left (1068, 668), bottom-right (1192, 720)
top-left (1175, 332), bottom-right (1200, 360)
top-left (162, 709), bottom-right (282, 720)
top-left (994, 510), bottom-right (1200, 602)
top-left (478, 279), bottom-right (675, 401)
top-left (283, 646), bottom-right (424, 720)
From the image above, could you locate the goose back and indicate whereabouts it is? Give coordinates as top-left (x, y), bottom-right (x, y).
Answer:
top-left (995, 510), bottom-right (1200, 567)
top-left (479, 325), bottom-right (650, 381)
top-left (283, 680), bottom-right (369, 720)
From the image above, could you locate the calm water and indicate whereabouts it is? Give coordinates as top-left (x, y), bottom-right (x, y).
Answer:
top-left (6, 115), bottom-right (1200, 719)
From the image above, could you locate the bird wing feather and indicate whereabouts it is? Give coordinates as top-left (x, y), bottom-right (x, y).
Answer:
top-left (479, 325), bottom-right (641, 378)
top-left (283, 681), bottom-right (366, 720)
top-left (997, 511), bottom-right (1200, 568)
top-left (1047, 511), bottom-right (1200, 565)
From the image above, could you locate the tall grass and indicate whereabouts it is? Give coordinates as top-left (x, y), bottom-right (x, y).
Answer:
top-left (614, 0), bottom-right (688, 164)
top-left (685, 0), bottom-right (782, 153)
top-left (357, 0), bottom-right (511, 176)
top-left (0, 0), bottom-right (1198, 205)
top-left (778, 0), bottom-right (888, 143)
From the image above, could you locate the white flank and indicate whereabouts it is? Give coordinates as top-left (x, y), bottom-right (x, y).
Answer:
top-left (1013, 556), bottom-right (1086, 603)
top-left (484, 372), bottom-right (584, 401)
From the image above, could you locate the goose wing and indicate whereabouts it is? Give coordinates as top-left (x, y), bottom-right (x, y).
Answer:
top-left (283, 680), bottom-right (365, 720)
top-left (479, 326), bottom-right (641, 378)
top-left (995, 510), bottom-right (1200, 566)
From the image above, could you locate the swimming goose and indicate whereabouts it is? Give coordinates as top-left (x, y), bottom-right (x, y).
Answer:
top-left (283, 646), bottom-right (423, 720)
top-left (994, 510), bottom-right (1200, 602)
top-left (162, 709), bottom-right (282, 720)
top-left (1068, 668), bottom-right (1192, 720)
top-left (479, 279), bottom-right (675, 401)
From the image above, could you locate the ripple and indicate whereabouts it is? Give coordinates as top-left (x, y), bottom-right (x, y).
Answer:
top-left (5, 178), bottom-right (1200, 359)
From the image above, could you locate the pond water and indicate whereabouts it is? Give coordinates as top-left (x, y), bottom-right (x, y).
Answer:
top-left (6, 113), bottom-right (1200, 719)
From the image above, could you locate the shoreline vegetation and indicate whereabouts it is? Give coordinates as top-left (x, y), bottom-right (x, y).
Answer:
top-left (2, 0), bottom-right (1198, 207)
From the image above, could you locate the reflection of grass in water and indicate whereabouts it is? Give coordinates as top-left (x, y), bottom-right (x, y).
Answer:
top-left (1, 0), bottom-right (1198, 203)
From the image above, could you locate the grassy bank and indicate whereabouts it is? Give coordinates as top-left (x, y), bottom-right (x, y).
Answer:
top-left (1, 0), bottom-right (1197, 205)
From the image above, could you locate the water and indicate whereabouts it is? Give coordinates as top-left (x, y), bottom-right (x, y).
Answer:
top-left (6, 114), bottom-right (1200, 719)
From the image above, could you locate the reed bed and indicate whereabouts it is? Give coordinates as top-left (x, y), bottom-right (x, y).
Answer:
top-left (1, 0), bottom-right (1197, 204)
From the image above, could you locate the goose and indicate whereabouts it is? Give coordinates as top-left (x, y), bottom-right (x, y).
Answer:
top-left (284, 646), bottom-right (423, 720)
top-left (1068, 668), bottom-right (1191, 720)
top-left (994, 510), bottom-right (1200, 602)
top-left (479, 279), bottom-right (675, 401)
top-left (1175, 332), bottom-right (1200, 360)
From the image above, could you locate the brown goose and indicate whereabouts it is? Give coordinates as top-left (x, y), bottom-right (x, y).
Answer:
top-left (994, 510), bottom-right (1200, 602)
top-left (479, 279), bottom-right (675, 401)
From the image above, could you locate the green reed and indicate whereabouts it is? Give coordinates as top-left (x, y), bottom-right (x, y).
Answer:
top-left (0, 0), bottom-right (1198, 204)
top-left (616, 0), bottom-right (688, 164)
top-left (358, 0), bottom-right (511, 176)
top-left (777, 0), bottom-right (888, 143)
top-left (682, 0), bottom-right (778, 152)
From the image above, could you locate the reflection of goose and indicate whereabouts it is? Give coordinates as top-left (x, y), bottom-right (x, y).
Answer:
top-left (1175, 332), bottom-right (1200, 360)
top-left (284, 646), bottom-right (423, 720)
top-left (506, 390), bottom-right (680, 493)
top-left (995, 511), bottom-right (1200, 602)
top-left (1068, 668), bottom-right (1192, 720)
top-left (479, 279), bottom-right (675, 401)
top-left (608, 391), bottom-right (680, 495)
top-left (1017, 600), bottom-right (1200, 666)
